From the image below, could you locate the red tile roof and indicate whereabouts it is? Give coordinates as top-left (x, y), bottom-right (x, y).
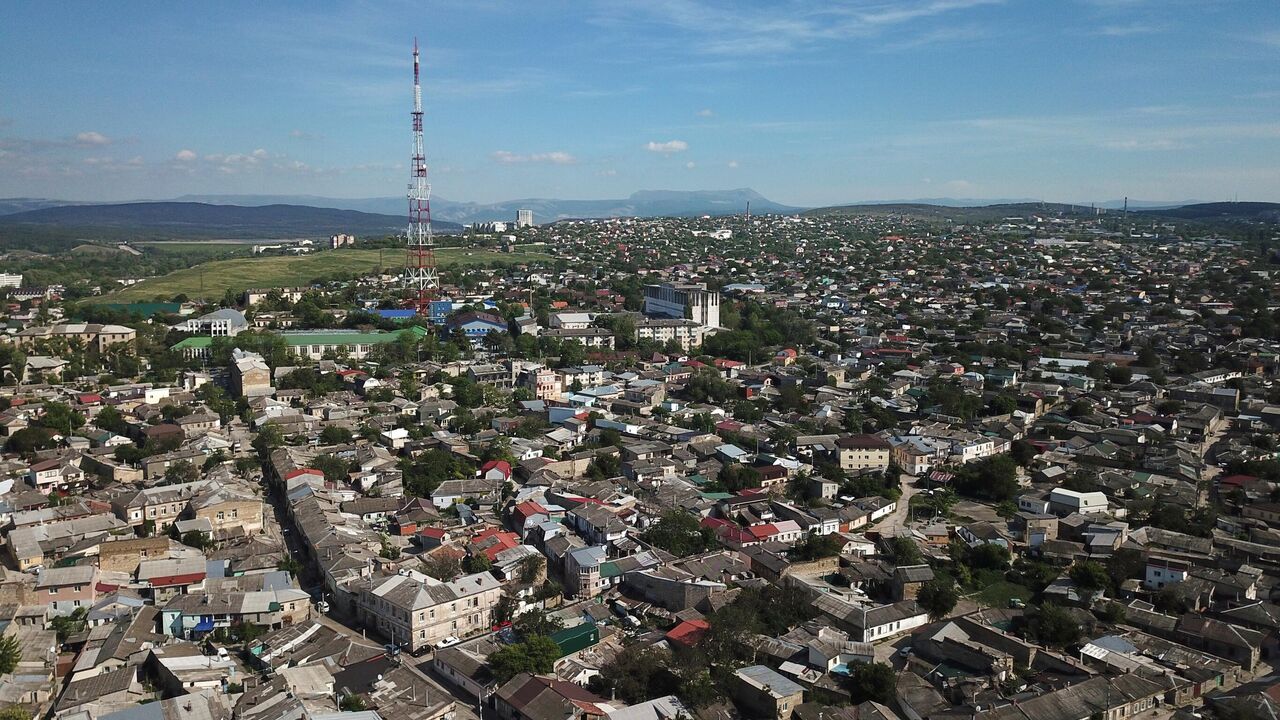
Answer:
top-left (665, 619), bottom-right (710, 647)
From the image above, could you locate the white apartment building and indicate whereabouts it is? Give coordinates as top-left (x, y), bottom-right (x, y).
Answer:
top-left (634, 318), bottom-right (706, 350)
top-left (643, 282), bottom-right (721, 329)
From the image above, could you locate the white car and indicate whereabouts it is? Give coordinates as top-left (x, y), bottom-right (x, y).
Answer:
top-left (435, 636), bottom-right (461, 649)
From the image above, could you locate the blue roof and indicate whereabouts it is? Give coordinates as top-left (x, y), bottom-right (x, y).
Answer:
top-left (377, 309), bottom-right (418, 319)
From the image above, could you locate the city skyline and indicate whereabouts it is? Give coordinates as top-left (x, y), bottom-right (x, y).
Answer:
top-left (3, 0), bottom-right (1279, 206)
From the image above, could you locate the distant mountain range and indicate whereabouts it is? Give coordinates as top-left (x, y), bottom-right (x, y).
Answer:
top-left (0, 189), bottom-right (796, 226)
top-left (1134, 201), bottom-right (1280, 221)
top-left (0, 191), bottom-right (1275, 242)
top-left (803, 200), bottom-right (1280, 223)
top-left (169, 188), bottom-right (796, 224)
top-left (0, 202), bottom-right (461, 238)
top-left (841, 197), bottom-right (1203, 210)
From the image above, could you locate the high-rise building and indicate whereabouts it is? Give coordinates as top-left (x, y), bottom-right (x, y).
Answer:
top-left (516, 209), bottom-right (534, 228)
top-left (643, 282), bottom-right (720, 329)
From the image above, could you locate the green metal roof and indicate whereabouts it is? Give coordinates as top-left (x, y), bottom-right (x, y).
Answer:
top-left (550, 623), bottom-right (600, 654)
top-left (173, 337), bottom-right (212, 349)
top-left (171, 326), bottom-right (427, 351)
top-left (599, 561), bottom-right (624, 579)
top-left (99, 302), bottom-right (182, 317)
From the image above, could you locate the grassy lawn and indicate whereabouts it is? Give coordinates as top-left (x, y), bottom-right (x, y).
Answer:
top-left (100, 247), bottom-right (549, 302)
top-left (974, 579), bottom-right (1031, 609)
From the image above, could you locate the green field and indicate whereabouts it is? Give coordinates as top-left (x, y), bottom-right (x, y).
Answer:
top-left (101, 247), bottom-right (549, 302)
top-left (974, 580), bottom-right (1031, 609)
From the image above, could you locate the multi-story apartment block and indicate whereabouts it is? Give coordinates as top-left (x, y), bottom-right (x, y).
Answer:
top-left (520, 367), bottom-right (563, 401)
top-left (111, 480), bottom-right (211, 531)
top-left (357, 569), bottom-right (503, 652)
top-left (15, 323), bottom-right (136, 352)
top-left (643, 282), bottom-right (721, 328)
top-left (634, 318), bottom-right (706, 350)
top-left (835, 434), bottom-right (892, 473)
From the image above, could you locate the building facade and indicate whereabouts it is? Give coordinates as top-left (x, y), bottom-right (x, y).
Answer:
top-left (643, 282), bottom-right (721, 328)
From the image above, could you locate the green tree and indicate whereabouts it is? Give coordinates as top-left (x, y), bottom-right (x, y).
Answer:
top-left (714, 463), bottom-right (761, 492)
top-left (968, 543), bottom-right (1012, 570)
top-left (37, 401), bottom-right (84, 433)
top-left (488, 635), bottom-right (562, 682)
top-left (164, 460), bottom-right (199, 485)
top-left (5, 427), bottom-right (56, 454)
top-left (181, 531), bottom-right (213, 550)
top-left (422, 552), bottom-right (462, 582)
top-left (0, 635), bottom-right (20, 674)
top-left (463, 552), bottom-right (492, 574)
top-left (1069, 561), bottom-right (1110, 594)
top-left (492, 593), bottom-right (518, 626)
top-left (513, 609), bottom-right (564, 640)
top-left (94, 405), bottom-right (128, 434)
top-left (0, 706), bottom-right (34, 720)
top-left (847, 662), bottom-right (896, 704)
top-left (1023, 604), bottom-right (1081, 648)
top-left (791, 533), bottom-right (845, 561)
top-left (952, 454), bottom-right (1021, 502)
top-left (591, 645), bottom-right (680, 705)
top-left (917, 579), bottom-right (959, 620)
top-left (888, 536), bottom-right (923, 566)
top-left (643, 511), bottom-right (715, 558)
top-left (517, 555), bottom-right (545, 585)
top-left (320, 425), bottom-right (354, 445)
top-left (251, 423), bottom-right (283, 459)
top-left (50, 607), bottom-right (89, 642)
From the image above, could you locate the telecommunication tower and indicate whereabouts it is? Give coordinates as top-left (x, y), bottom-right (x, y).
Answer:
top-left (405, 39), bottom-right (437, 314)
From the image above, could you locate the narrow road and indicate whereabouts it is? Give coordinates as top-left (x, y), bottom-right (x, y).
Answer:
top-left (874, 473), bottom-right (920, 535)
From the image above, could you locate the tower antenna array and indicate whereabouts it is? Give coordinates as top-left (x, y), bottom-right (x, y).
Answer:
top-left (405, 39), bottom-right (437, 315)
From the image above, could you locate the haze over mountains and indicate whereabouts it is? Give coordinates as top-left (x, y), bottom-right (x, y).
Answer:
top-left (0, 202), bottom-right (462, 238)
top-left (0, 189), bottom-right (798, 225)
top-left (0, 189), bottom-right (1274, 242)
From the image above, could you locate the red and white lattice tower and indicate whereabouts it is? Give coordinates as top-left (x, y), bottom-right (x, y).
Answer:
top-left (405, 39), bottom-right (437, 314)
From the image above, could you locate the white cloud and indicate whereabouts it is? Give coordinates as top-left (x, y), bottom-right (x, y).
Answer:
top-left (289, 129), bottom-right (324, 140)
top-left (646, 140), bottom-right (689, 154)
top-left (75, 131), bottom-right (111, 146)
top-left (696, 108), bottom-right (714, 117)
top-left (685, 161), bottom-right (696, 169)
top-left (1092, 22), bottom-right (1161, 36)
top-left (596, 0), bottom-right (1004, 57)
top-left (599, 169), bottom-right (618, 176)
top-left (174, 149), bottom-right (197, 161)
top-left (727, 160), bottom-right (739, 168)
top-left (491, 150), bottom-right (577, 165)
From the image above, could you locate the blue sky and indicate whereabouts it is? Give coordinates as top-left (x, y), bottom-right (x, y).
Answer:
top-left (2, 0), bottom-right (1279, 206)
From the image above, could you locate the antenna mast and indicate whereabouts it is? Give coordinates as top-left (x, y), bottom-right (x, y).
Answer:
top-left (406, 39), bottom-right (437, 315)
